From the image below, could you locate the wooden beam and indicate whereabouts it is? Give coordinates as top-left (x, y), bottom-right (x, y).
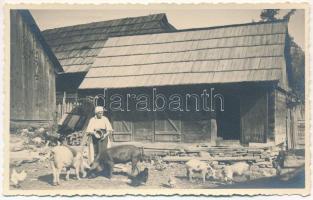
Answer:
top-left (163, 156), bottom-right (257, 162)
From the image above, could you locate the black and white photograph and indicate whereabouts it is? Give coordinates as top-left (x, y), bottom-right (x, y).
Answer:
top-left (2, 2), bottom-right (310, 196)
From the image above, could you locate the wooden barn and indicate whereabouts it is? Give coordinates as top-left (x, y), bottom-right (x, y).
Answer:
top-left (78, 19), bottom-right (297, 147)
top-left (41, 14), bottom-right (176, 119)
top-left (10, 10), bottom-right (63, 129)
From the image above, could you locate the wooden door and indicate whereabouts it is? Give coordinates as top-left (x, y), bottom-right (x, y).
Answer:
top-left (154, 112), bottom-right (181, 142)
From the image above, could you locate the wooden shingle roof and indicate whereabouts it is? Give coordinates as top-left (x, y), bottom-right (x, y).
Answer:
top-left (42, 13), bottom-right (176, 73)
top-left (79, 20), bottom-right (289, 90)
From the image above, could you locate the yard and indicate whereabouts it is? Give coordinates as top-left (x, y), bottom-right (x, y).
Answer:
top-left (9, 134), bottom-right (305, 190)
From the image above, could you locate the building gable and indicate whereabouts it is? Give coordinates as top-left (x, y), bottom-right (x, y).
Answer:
top-left (42, 13), bottom-right (176, 74)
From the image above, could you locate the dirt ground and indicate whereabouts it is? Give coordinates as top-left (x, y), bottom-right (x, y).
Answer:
top-left (8, 134), bottom-right (305, 190)
top-left (10, 158), bottom-right (305, 190)
top-left (10, 160), bottom-right (226, 190)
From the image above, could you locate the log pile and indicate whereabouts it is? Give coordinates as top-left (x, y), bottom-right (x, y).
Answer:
top-left (66, 131), bottom-right (84, 146)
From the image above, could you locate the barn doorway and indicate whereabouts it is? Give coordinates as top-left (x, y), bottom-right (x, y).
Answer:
top-left (216, 94), bottom-right (241, 140)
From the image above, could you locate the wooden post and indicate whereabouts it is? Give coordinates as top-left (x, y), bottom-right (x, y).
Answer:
top-left (210, 111), bottom-right (217, 146)
top-left (62, 91), bottom-right (66, 116)
top-left (103, 88), bottom-right (107, 110)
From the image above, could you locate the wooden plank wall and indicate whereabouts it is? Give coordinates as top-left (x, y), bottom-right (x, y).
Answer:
top-left (240, 88), bottom-right (268, 144)
top-left (10, 11), bottom-right (57, 128)
top-left (111, 111), bottom-right (132, 142)
top-left (274, 89), bottom-right (288, 145)
top-left (181, 111), bottom-right (211, 143)
top-left (107, 87), bottom-right (212, 143)
top-left (111, 110), bottom-right (211, 143)
top-left (290, 104), bottom-right (305, 149)
top-left (87, 85), bottom-right (275, 144)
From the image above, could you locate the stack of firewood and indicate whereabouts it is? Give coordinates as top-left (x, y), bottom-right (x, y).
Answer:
top-left (66, 131), bottom-right (83, 146)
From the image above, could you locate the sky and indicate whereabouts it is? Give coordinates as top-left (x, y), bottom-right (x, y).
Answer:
top-left (30, 8), bottom-right (305, 49)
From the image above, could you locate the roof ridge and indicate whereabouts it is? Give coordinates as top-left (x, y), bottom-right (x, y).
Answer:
top-left (42, 13), bottom-right (167, 33)
top-left (178, 19), bottom-right (288, 32)
top-left (105, 19), bottom-right (288, 39)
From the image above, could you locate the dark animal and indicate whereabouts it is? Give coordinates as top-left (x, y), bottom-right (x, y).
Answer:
top-left (130, 167), bottom-right (149, 187)
top-left (88, 145), bottom-right (143, 179)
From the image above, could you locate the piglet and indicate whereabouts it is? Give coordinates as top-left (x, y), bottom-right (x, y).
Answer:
top-left (186, 159), bottom-right (215, 183)
top-left (223, 162), bottom-right (250, 182)
top-left (49, 145), bottom-right (89, 185)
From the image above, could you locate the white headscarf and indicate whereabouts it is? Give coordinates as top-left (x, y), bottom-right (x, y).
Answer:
top-left (95, 106), bottom-right (104, 113)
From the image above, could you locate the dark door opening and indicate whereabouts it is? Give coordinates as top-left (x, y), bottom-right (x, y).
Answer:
top-left (216, 94), bottom-right (241, 140)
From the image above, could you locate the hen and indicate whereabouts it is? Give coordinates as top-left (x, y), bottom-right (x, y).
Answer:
top-left (130, 168), bottom-right (149, 187)
top-left (167, 175), bottom-right (176, 188)
top-left (11, 168), bottom-right (27, 188)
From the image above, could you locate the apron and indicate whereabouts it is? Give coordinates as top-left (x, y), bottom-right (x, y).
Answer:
top-left (86, 130), bottom-right (112, 164)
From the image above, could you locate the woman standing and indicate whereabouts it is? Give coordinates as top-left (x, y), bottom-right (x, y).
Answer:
top-left (84, 106), bottom-right (113, 164)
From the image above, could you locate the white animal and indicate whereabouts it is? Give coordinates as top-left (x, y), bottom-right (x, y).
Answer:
top-left (49, 145), bottom-right (90, 186)
top-left (36, 127), bottom-right (46, 134)
top-left (223, 162), bottom-right (250, 182)
top-left (167, 175), bottom-right (176, 188)
top-left (20, 128), bottom-right (29, 136)
top-left (186, 159), bottom-right (215, 183)
top-left (32, 137), bottom-right (43, 145)
top-left (11, 168), bottom-right (27, 188)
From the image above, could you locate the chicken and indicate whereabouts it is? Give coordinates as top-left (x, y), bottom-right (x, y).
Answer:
top-left (19, 128), bottom-right (29, 136)
top-left (167, 175), bottom-right (176, 188)
top-left (130, 168), bottom-right (149, 187)
top-left (11, 168), bottom-right (27, 188)
top-left (35, 127), bottom-right (46, 134)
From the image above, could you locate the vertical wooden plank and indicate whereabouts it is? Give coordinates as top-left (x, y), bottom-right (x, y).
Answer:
top-left (274, 89), bottom-right (288, 145)
top-left (265, 89), bottom-right (269, 143)
top-left (10, 11), bottom-right (18, 120)
top-left (21, 15), bottom-right (27, 120)
top-left (30, 29), bottom-right (36, 120)
top-left (240, 88), bottom-right (267, 144)
top-left (267, 88), bottom-right (275, 142)
top-left (210, 116), bottom-right (217, 146)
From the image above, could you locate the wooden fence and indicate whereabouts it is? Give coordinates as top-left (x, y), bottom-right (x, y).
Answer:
top-left (56, 92), bottom-right (100, 123)
top-left (56, 92), bottom-right (77, 121)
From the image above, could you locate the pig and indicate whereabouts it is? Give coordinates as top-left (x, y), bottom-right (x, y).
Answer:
top-left (185, 159), bottom-right (215, 183)
top-left (49, 145), bottom-right (89, 185)
top-left (223, 162), bottom-right (250, 183)
top-left (88, 145), bottom-right (143, 179)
